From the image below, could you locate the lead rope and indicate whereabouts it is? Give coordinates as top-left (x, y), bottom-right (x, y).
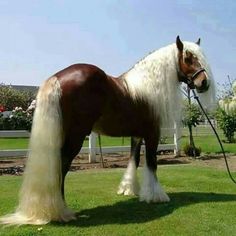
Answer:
top-left (191, 89), bottom-right (236, 184)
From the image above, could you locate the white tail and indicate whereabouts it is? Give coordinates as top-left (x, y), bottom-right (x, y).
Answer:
top-left (0, 77), bottom-right (76, 225)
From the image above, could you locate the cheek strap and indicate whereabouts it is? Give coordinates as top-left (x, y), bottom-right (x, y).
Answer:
top-left (178, 68), bottom-right (206, 89)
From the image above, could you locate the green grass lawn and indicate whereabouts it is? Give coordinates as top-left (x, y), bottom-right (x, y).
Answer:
top-left (0, 138), bottom-right (29, 150)
top-left (0, 125), bottom-right (235, 154)
top-left (0, 136), bottom-right (131, 150)
top-left (181, 135), bottom-right (236, 154)
top-left (0, 166), bottom-right (236, 235)
top-left (1, 134), bottom-right (236, 154)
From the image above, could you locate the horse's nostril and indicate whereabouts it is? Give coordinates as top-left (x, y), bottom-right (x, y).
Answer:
top-left (197, 79), bottom-right (209, 93)
top-left (202, 79), bottom-right (207, 88)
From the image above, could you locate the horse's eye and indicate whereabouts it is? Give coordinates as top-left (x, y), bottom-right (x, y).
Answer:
top-left (184, 57), bottom-right (192, 64)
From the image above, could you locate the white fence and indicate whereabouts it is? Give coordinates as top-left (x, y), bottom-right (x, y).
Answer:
top-left (0, 128), bottom-right (181, 162)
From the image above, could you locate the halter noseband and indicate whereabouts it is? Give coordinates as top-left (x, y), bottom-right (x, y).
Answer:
top-left (179, 68), bottom-right (206, 89)
top-left (191, 68), bottom-right (206, 81)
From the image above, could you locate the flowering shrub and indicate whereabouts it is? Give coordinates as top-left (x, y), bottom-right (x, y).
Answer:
top-left (0, 101), bottom-right (36, 130)
top-left (215, 108), bottom-right (236, 143)
top-left (217, 81), bottom-right (236, 143)
top-left (0, 105), bottom-right (5, 112)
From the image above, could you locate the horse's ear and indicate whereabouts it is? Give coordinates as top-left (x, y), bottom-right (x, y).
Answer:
top-left (176, 36), bottom-right (183, 52)
top-left (196, 38), bottom-right (201, 46)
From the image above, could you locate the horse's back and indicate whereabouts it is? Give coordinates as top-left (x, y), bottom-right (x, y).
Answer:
top-left (55, 63), bottom-right (107, 88)
top-left (54, 63), bottom-right (109, 100)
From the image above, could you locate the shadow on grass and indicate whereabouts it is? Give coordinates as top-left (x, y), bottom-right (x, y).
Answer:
top-left (54, 192), bottom-right (236, 227)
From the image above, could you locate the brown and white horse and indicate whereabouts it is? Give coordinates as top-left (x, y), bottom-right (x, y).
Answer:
top-left (0, 36), bottom-right (215, 225)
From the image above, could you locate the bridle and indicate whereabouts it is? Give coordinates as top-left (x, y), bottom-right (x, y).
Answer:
top-left (178, 67), bottom-right (206, 88)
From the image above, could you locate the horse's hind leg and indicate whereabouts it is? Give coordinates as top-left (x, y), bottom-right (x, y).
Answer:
top-left (61, 133), bottom-right (86, 199)
top-left (117, 137), bottom-right (142, 196)
top-left (139, 135), bottom-right (170, 203)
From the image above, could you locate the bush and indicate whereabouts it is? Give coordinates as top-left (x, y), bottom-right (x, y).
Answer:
top-left (183, 143), bottom-right (201, 157)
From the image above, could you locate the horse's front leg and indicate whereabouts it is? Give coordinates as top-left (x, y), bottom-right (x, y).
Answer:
top-left (140, 135), bottom-right (170, 203)
top-left (117, 137), bottom-right (142, 196)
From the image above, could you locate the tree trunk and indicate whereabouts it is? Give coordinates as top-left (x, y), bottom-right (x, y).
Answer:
top-left (187, 87), bottom-right (197, 158)
top-left (188, 123), bottom-right (196, 157)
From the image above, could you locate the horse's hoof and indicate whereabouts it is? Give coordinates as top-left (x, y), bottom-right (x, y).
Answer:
top-left (117, 184), bottom-right (139, 196)
top-left (139, 181), bottom-right (170, 203)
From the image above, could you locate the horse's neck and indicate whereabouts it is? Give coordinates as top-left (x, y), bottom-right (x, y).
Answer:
top-left (122, 44), bottom-right (178, 97)
top-left (120, 44), bottom-right (181, 128)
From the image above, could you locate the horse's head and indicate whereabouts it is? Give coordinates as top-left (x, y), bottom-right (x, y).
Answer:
top-left (176, 36), bottom-right (209, 93)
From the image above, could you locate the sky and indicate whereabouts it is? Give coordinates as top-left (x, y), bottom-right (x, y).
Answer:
top-left (0, 0), bottom-right (236, 87)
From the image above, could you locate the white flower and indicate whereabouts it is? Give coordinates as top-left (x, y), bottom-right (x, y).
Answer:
top-left (27, 100), bottom-right (36, 111)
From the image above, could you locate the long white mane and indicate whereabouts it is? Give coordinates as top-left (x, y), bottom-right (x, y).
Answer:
top-left (123, 41), bottom-right (215, 130)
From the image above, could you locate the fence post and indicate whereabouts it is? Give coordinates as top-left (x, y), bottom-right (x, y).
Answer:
top-left (174, 122), bottom-right (181, 156)
top-left (89, 132), bottom-right (97, 163)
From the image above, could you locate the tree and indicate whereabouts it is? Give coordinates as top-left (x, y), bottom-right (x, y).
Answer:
top-left (182, 87), bottom-right (202, 157)
top-left (217, 75), bottom-right (235, 99)
top-left (0, 84), bottom-right (36, 111)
